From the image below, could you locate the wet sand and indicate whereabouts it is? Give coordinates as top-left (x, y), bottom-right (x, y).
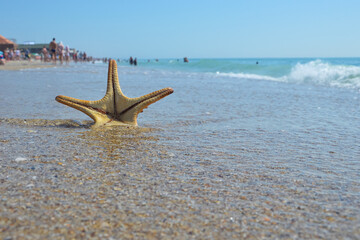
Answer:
top-left (0, 60), bottom-right (56, 71)
top-left (1, 118), bottom-right (359, 239)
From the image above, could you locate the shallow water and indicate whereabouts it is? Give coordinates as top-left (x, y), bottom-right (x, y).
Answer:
top-left (0, 61), bottom-right (359, 238)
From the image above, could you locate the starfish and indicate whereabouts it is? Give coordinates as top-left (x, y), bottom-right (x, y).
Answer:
top-left (55, 59), bottom-right (173, 127)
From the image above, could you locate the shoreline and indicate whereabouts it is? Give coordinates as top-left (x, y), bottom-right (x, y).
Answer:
top-left (0, 60), bottom-right (57, 71)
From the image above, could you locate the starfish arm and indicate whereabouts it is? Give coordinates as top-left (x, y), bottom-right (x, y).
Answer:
top-left (55, 95), bottom-right (111, 123)
top-left (108, 59), bottom-right (123, 96)
top-left (117, 87), bottom-right (174, 125)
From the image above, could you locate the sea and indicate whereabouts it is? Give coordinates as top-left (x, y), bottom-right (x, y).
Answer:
top-left (0, 58), bottom-right (359, 238)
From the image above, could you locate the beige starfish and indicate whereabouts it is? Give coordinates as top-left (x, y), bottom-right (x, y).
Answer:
top-left (56, 59), bottom-right (173, 127)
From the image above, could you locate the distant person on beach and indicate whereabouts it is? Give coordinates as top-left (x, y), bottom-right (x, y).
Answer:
top-left (4, 48), bottom-right (9, 60)
top-left (129, 56), bottom-right (133, 65)
top-left (58, 42), bottom-right (64, 64)
top-left (134, 58), bottom-right (137, 66)
top-left (64, 45), bottom-right (70, 63)
top-left (15, 49), bottom-right (20, 61)
top-left (49, 38), bottom-right (57, 63)
top-left (24, 49), bottom-right (31, 61)
top-left (41, 46), bottom-right (48, 62)
top-left (73, 50), bottom-right (78, 62)
top-left (9, 49), bottom-right (14, 60)
top-left (184, 57), bottom-right (189, 63)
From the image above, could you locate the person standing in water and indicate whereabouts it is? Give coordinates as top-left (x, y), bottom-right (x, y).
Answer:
top-left (64, 45), bottom-right (70, 64)
top-left (58, 41), bottom-right (64, 64)
top-left (49, 38), bottom-right (57, 63)
top-left (41, 46), bottom-right (48, 62)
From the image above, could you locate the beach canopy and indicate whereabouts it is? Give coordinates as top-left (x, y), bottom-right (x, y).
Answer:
top-left (0, 35), bottom-right (16, 52)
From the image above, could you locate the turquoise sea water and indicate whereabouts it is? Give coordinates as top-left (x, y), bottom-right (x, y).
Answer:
top-left (1, 58), bottom-right (359, 238)
top-left (119, 58), bottom-right (360, 90)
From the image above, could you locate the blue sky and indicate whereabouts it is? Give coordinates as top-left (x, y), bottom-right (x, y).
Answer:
top-left (2, 0), bottom-right (359, 58)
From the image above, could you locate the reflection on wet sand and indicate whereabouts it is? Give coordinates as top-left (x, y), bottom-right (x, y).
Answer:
top-left (1, 117), bottom-right (166, 162)
top-left (75, 125), bottom-right (161, 161)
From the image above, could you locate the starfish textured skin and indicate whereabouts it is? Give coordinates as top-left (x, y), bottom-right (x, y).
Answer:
top-left (55, 60), bottom-right (174, 127)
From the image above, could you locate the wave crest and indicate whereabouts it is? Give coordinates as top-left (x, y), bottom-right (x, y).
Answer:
top-left (285, 60), bottom-right (360, 89)
top-left (214, 60), bottom-right (360, 90)
top-left (215, 71), bottom-right (281, 82)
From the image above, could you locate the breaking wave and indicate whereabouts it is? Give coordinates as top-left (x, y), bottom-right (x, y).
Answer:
top-left (285, 60), bottom-right (360, 89)
top-left (214, 60), bottom-right (360, 90)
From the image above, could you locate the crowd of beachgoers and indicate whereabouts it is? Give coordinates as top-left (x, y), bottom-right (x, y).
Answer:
top-left (1, 36), bottom-right (191, 66)
top-left (0, 37), bottom-right (93, 65)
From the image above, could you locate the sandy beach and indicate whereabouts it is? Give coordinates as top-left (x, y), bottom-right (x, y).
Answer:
top-left (2, 118), bottom-right (358, 239)
top-left (0, 60), bottom-right (56, 71)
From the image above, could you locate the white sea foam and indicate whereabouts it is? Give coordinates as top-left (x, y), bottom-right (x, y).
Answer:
top-left (285, 60), bottom-right (360, 89)
top-left (215, 71), bottom-right (281, 82)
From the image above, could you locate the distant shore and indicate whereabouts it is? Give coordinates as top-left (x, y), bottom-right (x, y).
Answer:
top-left (0, 60), bottom-right (56, 71)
